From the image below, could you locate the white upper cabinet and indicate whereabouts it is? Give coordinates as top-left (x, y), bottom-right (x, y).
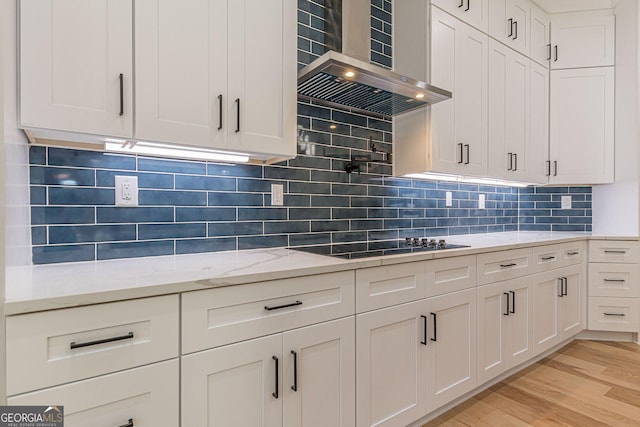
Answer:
top-left (550, 13), bottom-right (615, 69)
top-left (549, 67), bottom-right (614, 184)
top-left (488, 0), bottom-right (531, 57)
top-left (529, 2), bottom-right (551, 67)
top-left (528, 61), bottom-right (549, 183)
top-left (135, 0), bottom-right (227, 149)
top-left (487, 40), bottom-right (530, 181)
top-left (19, 0), bottom-right (133, 138)
top-left (430, 6), bottom-right (489, 177)
top-left (135, 0), bottom-right (296, 159)
top-left (430, 0), bottom-right (489, 32)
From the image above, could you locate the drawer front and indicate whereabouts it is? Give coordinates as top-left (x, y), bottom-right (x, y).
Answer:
top-left (589, 240), bottom-right (640, 263)
top-left (182, 271), bottom-right (355, 354)
top-left (8, 359), bottom-right (179, 427)
top-left (588, 297), bottom-right (640, 332)
top-left (6, 295), bottom-right (179, 395)
top-left (477, 248), bottom-right (533, 285)
top-left (356, 262), bottom-right (426, 313)
top-left (426, 255), bottom-right (476, 297)
top-left (588, 264), bottom-right (640, 298)
top-left (533, 242), bottom-right (585, 273)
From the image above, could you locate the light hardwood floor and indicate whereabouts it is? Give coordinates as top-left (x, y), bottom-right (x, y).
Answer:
top-left (424, 340), bottom-right (640, 426)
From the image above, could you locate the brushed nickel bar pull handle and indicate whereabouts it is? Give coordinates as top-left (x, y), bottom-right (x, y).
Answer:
top-left (553, 161), bottom-right (558, 176)
top-left (513, 153), bottom-right (517, 171)
top-left (458, 143), bottom-right (464, 164)
top-left (562, 277), bottom-right (568, 296)
top-left (508, 18), bottom-right (513, 38)
top-left (603, 278), bottom-right (626, 283)
top-left (119, 73), bottom-right (124, 116)
top-left (421, 315), bottom-right (428, 346)
top-left (508, 153), bottom-right (513, 171)
top-left (513, 21), bottom-right (518, 40)
top-left (546, 160), bottom-right (551, 177)
top-left (604, 313), bottom-right (626, 316)
top-left (557, 278), bottom-right (564, 297)
top-left (541, 256), bottom-right (556, 261)
top-left (265, 301), bottom-right (302, 311)
top-left (567, 251), bottom-right (580, 256)
top-left (554, 45), bottom-right (558, 62)
top-left (70, 332), bottom-right (134, 350)
top-left (604, 250), bottom-right (627, 254)
top-left (464, 144), bottom-right (470, 165)
top-left (465, 0), bottom-right (470, 12)
top-left (547, 44), bottom-right (552, 60)
top-left (118, 419), bottom-right (134, 427)
top-left (458, 0), bottom-right (464, 7)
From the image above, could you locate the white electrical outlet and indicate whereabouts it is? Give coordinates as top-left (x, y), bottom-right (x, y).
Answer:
top-left (561, 195), bottom-right (572, 209)
top-left (445, 191), bottom-right (453, 207)
top-left (271, 184), bottom-right (284, 206)
top-left (115, 176), bottom-right (138, 207)
top-left (478, 194), bottom-right (486, 209)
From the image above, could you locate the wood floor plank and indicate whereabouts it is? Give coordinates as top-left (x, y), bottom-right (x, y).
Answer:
top-left (423, 340), bottom-right (640, 427)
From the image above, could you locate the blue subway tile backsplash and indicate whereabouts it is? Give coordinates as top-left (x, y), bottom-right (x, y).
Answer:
top-left (27, 0), bottom-right (592, 264)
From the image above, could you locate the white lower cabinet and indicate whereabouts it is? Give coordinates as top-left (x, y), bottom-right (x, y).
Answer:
top-left (533, 264), bottom-right (583, 354)
top-left (356, 301), bottom-right (427, 427)
top-left (8, 359), bottom-right (179, 427)
top-left (425, 288), bottom-right (477, 412)
top-left (356, 288), bottom-right (477, 426)
top-left (477, 276), bottom-right (534, 384)
top-left (182, 317), bottom-right (355, 427)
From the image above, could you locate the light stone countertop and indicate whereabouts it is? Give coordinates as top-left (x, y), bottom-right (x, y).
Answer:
top-left (4, 231), bottom-right (636, 315)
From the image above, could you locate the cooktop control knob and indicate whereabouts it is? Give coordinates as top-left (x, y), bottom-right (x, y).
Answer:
top-left (438, 239), bottom-right (447, 249)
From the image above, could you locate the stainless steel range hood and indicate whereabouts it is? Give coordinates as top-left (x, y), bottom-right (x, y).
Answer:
top-left (297, 0), bottom-right (451, 117)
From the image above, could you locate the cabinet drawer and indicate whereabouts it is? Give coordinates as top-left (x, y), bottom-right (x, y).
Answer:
top-left (427, 255), bottom-right (476, 297)
top-left (589, 240), bottom-right (640, 263)
top-left (182, 271), bottom-right (355, 354)
top-left (588, 297), bottom-right (640, 332)
top-left (588, 264), bottom-right (640, 298)
top-left (477, 248), bottom-right (532, 285)
top-left (533, 242), bottom-right (585, 273)
top-left (8, 359), bottom-right (179, 427)
top-left (6, 295), bottom-right (179, 396)
top-left (356, 262), bottom-right (426, 313)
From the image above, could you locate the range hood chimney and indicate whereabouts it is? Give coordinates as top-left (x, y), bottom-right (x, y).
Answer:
top-left (297, 0), bottom-right (451, 117)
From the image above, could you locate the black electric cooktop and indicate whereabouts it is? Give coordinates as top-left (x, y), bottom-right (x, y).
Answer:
top-left (290, 238), bottom-right (470, 259)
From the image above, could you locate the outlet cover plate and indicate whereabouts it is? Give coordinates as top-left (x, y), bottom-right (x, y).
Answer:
top-left (561, 195), bottom-right (572, 209)
top-left (115, 176), bottom-right (139, 207)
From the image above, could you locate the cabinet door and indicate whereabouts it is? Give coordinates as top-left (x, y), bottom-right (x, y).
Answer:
top-left (550, 14), bottom-right (615, 69)
top-left (20, 0), bottom-right (133, 138)
top-left (356, 301), bottom-right (426, 427)
top-left (182, 335), bottom-right (282, 427)
top-left (426, 288), bottom-right (477, 412)
top-left (431, 7), bottom-right (488, 176)
top-left (477, 282), bottom-right (508, 385)
top-left (227, 0), bottom-right (296, 158)
top-left (8, 360), bottom-right (179, 427)
top-left (488, 40), bottom-right (530, 181)
top-left (559, 266), bottom-right (583, 339)
top-left (528, 61), bottom-right (549, 183)
top-left (283, 318), bottom-right (355, 427)
top-left (530, 3), bottom-right (550, 67)
top-left (506, 277), bottom-right (534, 367)
top-left (549, 67), bottom-right (614, 184)
top-left (430, 0), bottom-right (489, 32)
top-left (488, 0), bottom-right (530, 56)
top-left (135, 0), bottom-right (227, 149)
top-left (532, 270), bottom-right (561, 354)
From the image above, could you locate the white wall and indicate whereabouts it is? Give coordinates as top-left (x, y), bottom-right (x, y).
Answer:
top-left (4, 0), bottom-right (31, 266)
top-left (0, 0), bottom-right (6, 404)
top-left (592, 0), bottom-right (640, 236)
